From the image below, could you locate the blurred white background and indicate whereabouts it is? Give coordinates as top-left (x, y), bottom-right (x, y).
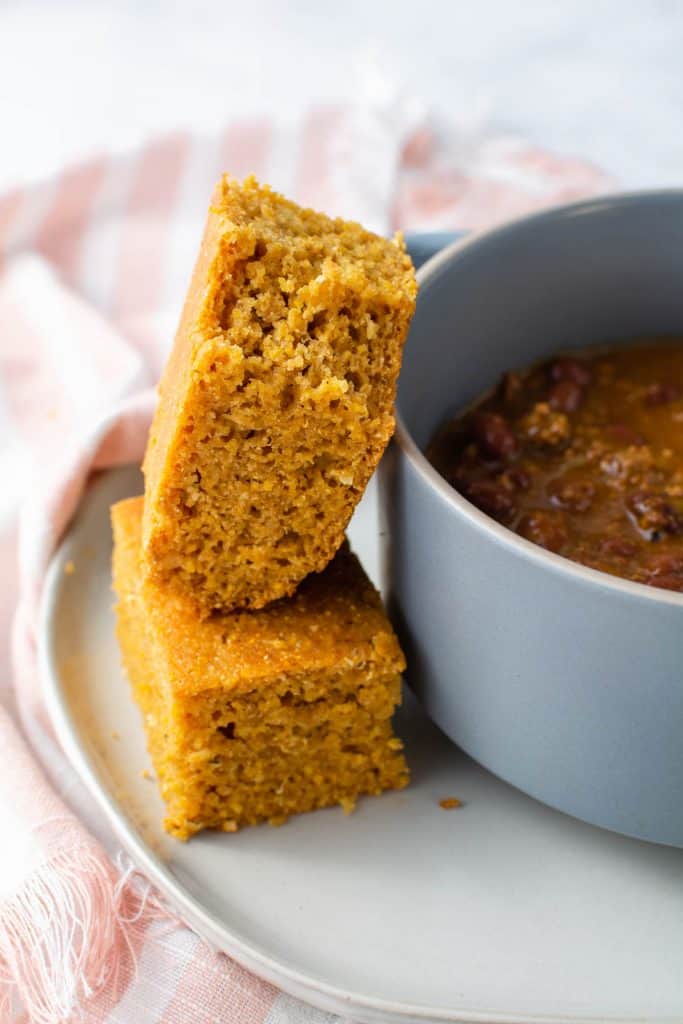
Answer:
top-left (1, 0), bottom-right (682, 192)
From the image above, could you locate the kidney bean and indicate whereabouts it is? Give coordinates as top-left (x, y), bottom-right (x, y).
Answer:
top-left (643, 381), bottom-right (681, 407)
top-left (548, 357), bottom-right (592, 388)
top-left (471, 411), bottom-right (518, 460)
top-left (463, 479), bottom-right (516, 524)
top-left (549, 378), bottom-right (584, 413)
top-left (518, 509), bottom-right (568, 553)
top-left (626, 490), bottom-right (681, 540)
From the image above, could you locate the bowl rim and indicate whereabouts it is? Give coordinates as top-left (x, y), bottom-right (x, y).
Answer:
top-left (394, 189), bottom-right (683, 608)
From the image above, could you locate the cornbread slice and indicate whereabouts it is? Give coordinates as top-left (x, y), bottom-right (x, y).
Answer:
top-left (112, 497), bottom-right (409, 840)
top-left (142, 175), bottom-right (417, 613)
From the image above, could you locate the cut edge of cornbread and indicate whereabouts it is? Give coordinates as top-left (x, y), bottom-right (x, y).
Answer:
top-left (113, 496), bottom-right (409, 840)
top-left (142, 174), bottom-right (417, 615)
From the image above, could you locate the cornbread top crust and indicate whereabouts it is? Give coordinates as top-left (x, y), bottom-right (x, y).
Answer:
top-left (142, 175), bottom-right (417, 613)
top-left (113, 497), bottom-right (405, 696)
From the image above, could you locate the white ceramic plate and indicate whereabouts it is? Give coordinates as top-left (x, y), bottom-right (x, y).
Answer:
top-left (40, 466), bottom-right (683, 1024)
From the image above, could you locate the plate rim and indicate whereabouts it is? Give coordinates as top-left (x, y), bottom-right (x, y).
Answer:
top-left (37, 466), bottom-right (677, 1024)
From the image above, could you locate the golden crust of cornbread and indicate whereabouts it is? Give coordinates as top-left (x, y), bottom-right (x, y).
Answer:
top-left (113, 497), bottom-right (409, 839)
top-left (142, 175), bottom-right (417, 614)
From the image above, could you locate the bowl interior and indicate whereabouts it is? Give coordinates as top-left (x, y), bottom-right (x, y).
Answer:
top-left (398, 193), bottom-right (683, 450)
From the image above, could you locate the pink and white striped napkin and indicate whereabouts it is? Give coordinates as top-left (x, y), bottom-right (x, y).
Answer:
top-left (0, 103), bottom-right (614, 1023)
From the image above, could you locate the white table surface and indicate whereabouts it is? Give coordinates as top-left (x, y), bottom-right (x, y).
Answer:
top-left (1, 0), bottom-right (682, 194)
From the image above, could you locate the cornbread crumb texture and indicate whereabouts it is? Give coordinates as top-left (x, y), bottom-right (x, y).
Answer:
top-left (112, 497), bottom-right (409, 840)
top-left (142, 175), bottom-right (417, 614)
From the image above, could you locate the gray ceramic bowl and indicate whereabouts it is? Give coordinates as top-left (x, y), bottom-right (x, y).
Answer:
top-left (387, 197), bottom-right (683, 848)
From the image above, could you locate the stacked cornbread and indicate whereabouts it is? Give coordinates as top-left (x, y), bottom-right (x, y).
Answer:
top-left (112, 176), bottom-right (417, 839)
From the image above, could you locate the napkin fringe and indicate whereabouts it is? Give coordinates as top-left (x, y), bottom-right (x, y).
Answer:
top-left (0, 841), bottom-right (168, 1023)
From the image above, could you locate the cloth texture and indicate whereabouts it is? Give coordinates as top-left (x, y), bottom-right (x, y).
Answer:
top-left (0, 101), bottom-right (613, 1023)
